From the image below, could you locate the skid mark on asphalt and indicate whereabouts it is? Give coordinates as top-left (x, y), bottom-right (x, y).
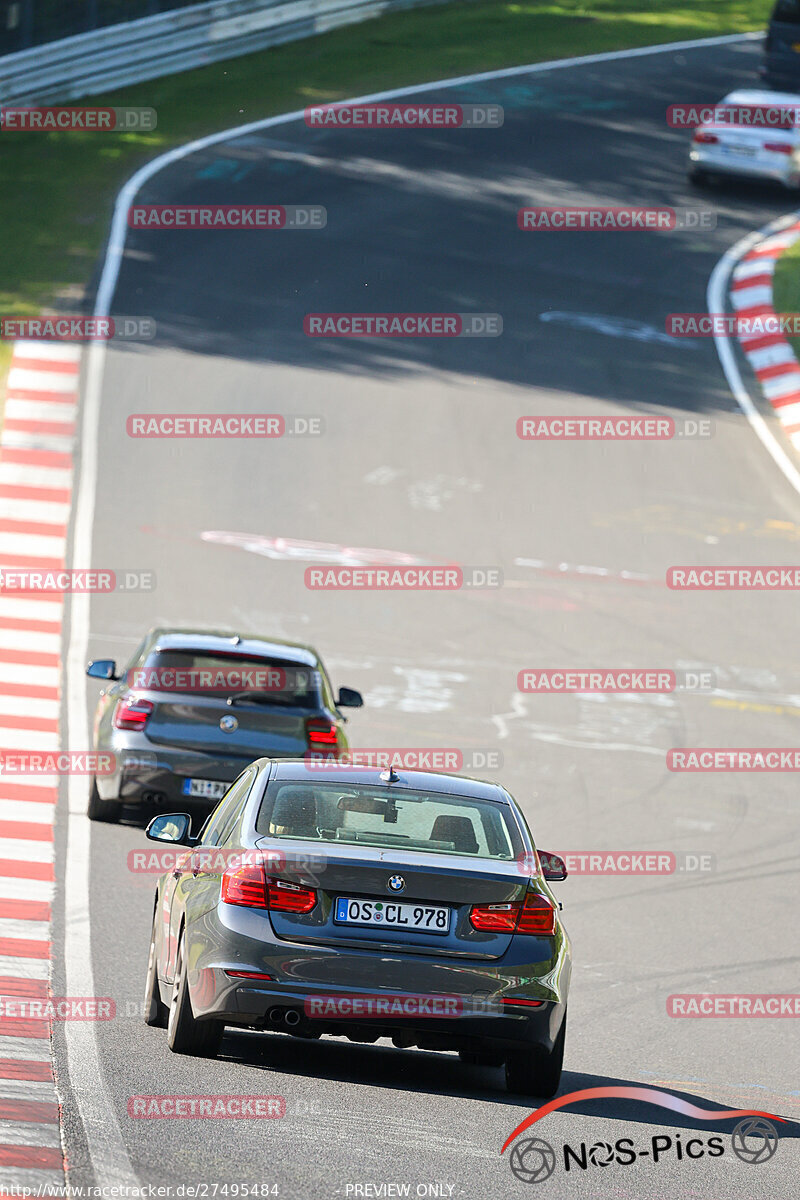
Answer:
top-left (365, 668), bottom-right (467, 715)
top-left (491, 693), bottom-right (679, 757)
top-left (539, 311), bottom-right (689, 347)
top-left (363, 467), bottom-right (483, 512)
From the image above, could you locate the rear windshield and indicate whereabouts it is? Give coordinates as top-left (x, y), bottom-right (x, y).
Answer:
top-left (131, 650), bottom-right (319, 705)
top-left (773, 1), bottom-right (800, 22)
top-left (255, 782), bottom-right (523, 860)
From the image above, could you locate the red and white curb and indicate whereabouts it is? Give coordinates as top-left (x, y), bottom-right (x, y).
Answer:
top-left (0, 340), bottom-right (76, 1185)
top-left (731, 221), bottom-right (800, 451)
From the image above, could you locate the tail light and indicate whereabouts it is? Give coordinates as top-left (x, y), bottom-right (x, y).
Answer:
top-left (469, 902), bottom-right (519, 932)
top-left (516, 892), bottom-right (557, 935)
top-left (470, 891), bottom-right (556, 935)
top-left (224, 970), bottom-right (274, 980)
top-left (112, 696), bottom-right (153, 731)
top-left (267, 877), bottom-right (317, 914)
top-left (305, 718), bottom-right (339, 755)
top-left (221, 860), bottom-right (267, 907)
top-left (764, 142), bottom-right (793, 155)
top-left (693, 131), bottom-right (718, 144)
top-left (501, 998), bottom-right (544, 1009)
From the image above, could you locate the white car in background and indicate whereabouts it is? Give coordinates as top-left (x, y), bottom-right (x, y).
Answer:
top-left (688, 88), bottom-right (800, 187)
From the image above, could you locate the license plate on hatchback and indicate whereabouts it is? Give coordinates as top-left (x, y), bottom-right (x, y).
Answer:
top-left (334, 897), bottom-right (450, 934)
top-left (181, 778), bottom-right (227, 800)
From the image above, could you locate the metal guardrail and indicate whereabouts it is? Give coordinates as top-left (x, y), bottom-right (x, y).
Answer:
top-left (0, 0), bottom-right (440, 105)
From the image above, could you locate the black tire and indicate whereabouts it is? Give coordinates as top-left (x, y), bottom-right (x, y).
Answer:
top-left (143, 910), bottom-right (169, 1028)
top-left (688, 168), bottom-right (709, 188)
top-left (167, 932), bottom-right (222, 1057)
top-left (87, 777), bottom-right (122, 823)
top-left (505, 1014), bottom-right (566, 1098)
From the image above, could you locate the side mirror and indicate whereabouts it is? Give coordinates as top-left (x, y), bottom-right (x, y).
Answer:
top-left (539, 851), bottom-right (568, 882)
top-left (87, 659), bottom-right (118, 681)
top-left (336, 686), bottom-right (363, 709)
top-left (145, 813), bottom-right (194, 846)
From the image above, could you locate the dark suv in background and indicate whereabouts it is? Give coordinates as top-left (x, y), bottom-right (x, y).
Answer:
top-left (763, 1), bottom-right (800, 88)
top-left (86, 627), bottom-right (363, 823)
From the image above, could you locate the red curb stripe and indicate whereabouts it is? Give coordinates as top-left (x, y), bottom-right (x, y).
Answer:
top-left (0, 1098), bottom-right (58, 1122)
top-left (769, 390), bottom-right (800, 409)
top-left (0, 1019), bottom-right (50, 1040)
top-left (737, 332), bottom-right (787, 352)
top-left (11, 359), bottom-right (79, 376)
top-left (0, 449), bottom-right (71, 468)
top-left (0, 861), bottom-right (54, 881)
top-left (0, 939), bottom-right (50, 960)
top-left (0, 485), bottom-right (71, 504)
top-left (0, 519), bottom-right (67, 538)
top-left (0, 716), bottom-right (59, 734)
top-left (754, 361), bottom-right (800, 381)
top-left (0, 900), bottom-right (51, 921)
top-left (0, 823), bottom-right (54, 842)
top-left (731, 272), bottom-right (773, 290)
top-left (0, 649), bottom-right (60, 666)
top-left (0, 977), bottom-right (48, 998)
top-left (0, 1059), bottom-right (53, 1081)
top-left (0, 784), bottom-right (57, 803)
top-left (4, 389), bottom-right (77, 405)
top-left (0, 1144), bottom-right (62, 1168)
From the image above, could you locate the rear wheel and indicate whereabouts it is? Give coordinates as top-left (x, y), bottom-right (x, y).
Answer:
top-left (143, 910), bottom-right (168, 1028)
top-left (167, 932), bottom-right (222, 1057)
top-left (688, 167), bottom-right (710, 188)
top-left (87, 777), bottom-right (122, 823)
top-left (505, 1013), bottom-right (566, 1098)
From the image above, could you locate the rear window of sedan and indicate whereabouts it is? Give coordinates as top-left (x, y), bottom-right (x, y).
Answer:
top-left (255, 782), bottom-right (523, 860)
top-left (130, 650), bottom-right (319, 705)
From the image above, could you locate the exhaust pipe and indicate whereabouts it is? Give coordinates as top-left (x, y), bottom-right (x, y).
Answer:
top-left (284, 1009), bottom-right (301, 1027)
top-left (268, 1006), bottom-right (284, 1025)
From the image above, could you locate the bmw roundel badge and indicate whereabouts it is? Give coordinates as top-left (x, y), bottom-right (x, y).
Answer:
top-left (387, 875), bottom-right (405, 893)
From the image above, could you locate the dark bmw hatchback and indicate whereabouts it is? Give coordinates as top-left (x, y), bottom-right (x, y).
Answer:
top-left (763, 1), bottom-right (800, 87)
top-left (142, 758), bottom-right (571, 1097)
top-left (86, 628), bottom-right (363, 822)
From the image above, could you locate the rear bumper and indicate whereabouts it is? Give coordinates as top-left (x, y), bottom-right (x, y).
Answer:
top-left (203, 981), bottom-right (566, 1054)
top-left (761, 53), bottom-right (800, 88)
top-left (689, 147), bottom-right (797, 186)
top-left (96, 738), bottom-right (254, 808)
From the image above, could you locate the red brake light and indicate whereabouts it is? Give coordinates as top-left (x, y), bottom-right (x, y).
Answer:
top-left (224, 970), bottom-right (274, 980)
top-left (516, 892), bottom-right (557, 935)
top-left (693, 131), bottom-right (718, 144)
top-left (266, 877), bottom-right (317, 914)
top-left (469, 891), bottom-right (556, 935)
top-left (764, 141), bottom-right (793, 154)
top-left (113, 696), bottom-right (153, 731)
top-left (221, 860), bottom-right (267, 908)
top-left (469, 902), bottom-right (519, 932)
top-left (305, 718), bottom-right (339, 753)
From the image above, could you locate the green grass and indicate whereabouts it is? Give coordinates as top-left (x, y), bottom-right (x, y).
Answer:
top-left (0, 0), bottom-right (772, 321)
top-left (772, 237), bottom-right (800, 360)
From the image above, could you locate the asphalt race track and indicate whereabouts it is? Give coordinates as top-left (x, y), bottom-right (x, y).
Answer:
top-left (55, 35), bottom-right (800, 1199)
